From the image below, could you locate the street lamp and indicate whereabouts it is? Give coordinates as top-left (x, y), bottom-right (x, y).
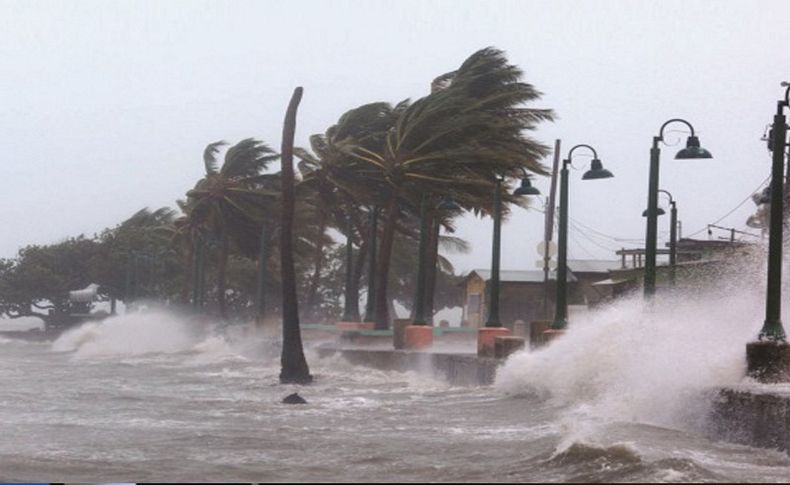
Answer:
top-left (551, 144), bottom-right (614, 331)
top-left (642, 189), bottom-right (678, 286)
top-left (759, 85), bottom-right (790, 341)
top-left (486, 172), bottom-right (541, 327)
top-left (644, 119), bottom-right (712, 299)
top-left (478, 171), bottom-right (541, 357)
top-left (746, 83), bottom-right (790, 382)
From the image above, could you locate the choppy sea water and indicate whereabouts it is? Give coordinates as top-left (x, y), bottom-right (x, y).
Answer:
top-left (2, 293), bottom-right (790, 482)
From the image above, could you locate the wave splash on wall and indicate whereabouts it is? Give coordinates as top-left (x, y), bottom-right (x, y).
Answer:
top-left (51, 311), bottom-right (213, 358)
top-left (495, 283), bottom-right (764, 430)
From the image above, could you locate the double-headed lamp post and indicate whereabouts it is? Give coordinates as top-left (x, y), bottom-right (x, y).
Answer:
top-left (642, 189), bottom-right (678, 286)
top-left (551, 144), bottom-right (614, 331)
top-left (746, 83), bottom-right (790, 382)
top-left (644, 119), bottom-right (712, 299)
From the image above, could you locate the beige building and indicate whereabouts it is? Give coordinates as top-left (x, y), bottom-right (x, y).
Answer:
top-left (460, 260), bottom-right (620, 329)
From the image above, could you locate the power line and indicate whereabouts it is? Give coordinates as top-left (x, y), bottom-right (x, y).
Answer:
top-left (686, 174), bottom-right (771, 238)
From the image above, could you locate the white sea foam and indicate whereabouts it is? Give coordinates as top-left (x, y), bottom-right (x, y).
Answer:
top-left (495, 275), bottom-right (766, 429)
top-left (51, 311), bottom-right (207, 358)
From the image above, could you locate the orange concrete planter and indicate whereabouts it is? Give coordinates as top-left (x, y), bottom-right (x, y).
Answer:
top-left (478, 327), bottom-right (511, 357)
top-left (403, 325), bottom-right (433, 350)
top-left (335, 321), bottom-right (375, 331)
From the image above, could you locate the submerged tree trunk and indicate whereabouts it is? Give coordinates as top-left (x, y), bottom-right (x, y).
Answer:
top-left (279, 87), bottom-right (312, 385)
top-left (373, 193), bottom-right (399, 330)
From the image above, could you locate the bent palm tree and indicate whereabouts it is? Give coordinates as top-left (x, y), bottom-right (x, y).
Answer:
top-left (347, 47), bottom-right (555, 328)
top-left (186, 138), bottom-right (279, 318)
top-left (279, 87), bottom-right (312, 385)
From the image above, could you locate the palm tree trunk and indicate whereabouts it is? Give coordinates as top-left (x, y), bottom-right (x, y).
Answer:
top-left (424, 214), bottom-right (441, 324)
top-left (279, 86), bottom-right (312, 384)
top-left (305, 208), bottom-right (328, 322)
top-left (373, 193), bottom-right (399, 330)
top-left (217, 231), bottom-right (229, 319)
top-left (255, 222), bottom-right (268, 330)
top-left (348, 237), bottom-right (368, 321)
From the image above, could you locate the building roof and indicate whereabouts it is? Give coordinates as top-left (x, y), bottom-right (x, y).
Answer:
top-left (467, 269), bottom-right (577, 283)
top-left (567, 259), bottom-right (622, 273)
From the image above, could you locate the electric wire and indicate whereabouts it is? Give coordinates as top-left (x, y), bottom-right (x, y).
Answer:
top-left (685, 174), bottom-right (771, 238)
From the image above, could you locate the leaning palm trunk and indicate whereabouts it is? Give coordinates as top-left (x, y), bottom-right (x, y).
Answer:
top-left (373, 193), bottom-right (399, 329)
top-left (304, 208), bottom-right (328, 322)
top-left (423, 215), bottom-right (440, 324)
top-left (279, 87), bottom-right (312, 384)
top-left (346, 237), bottom-right (368, 321)
top-left (217, 231), bottom-right (229, 319)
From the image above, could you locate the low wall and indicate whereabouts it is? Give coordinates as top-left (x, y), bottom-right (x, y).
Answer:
top-left (709, 386), bottom-right (790, 452)
top-left (316, 346), bottom-right (500, 386)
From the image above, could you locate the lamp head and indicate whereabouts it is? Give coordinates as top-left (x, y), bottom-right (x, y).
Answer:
top-left (675, 135), bottom-right (713, 159)
top-left (642, 207), bottom-right (666, 217)
top-left (513, 177), bottom-right (541, 196)
top-left (581, 158), bottom-right (614, 180)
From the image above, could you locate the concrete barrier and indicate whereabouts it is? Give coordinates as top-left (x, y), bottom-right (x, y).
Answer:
top-left (316, 345), bottom-right (500, 386)
top-left (529, 320), bottom-right (552, 349)
top-left (495, 336), bottom-right (525, 358)
top-left (393, 318), bottom-right (411, 349)
top-left (709, 386), bottom-right (790, 452)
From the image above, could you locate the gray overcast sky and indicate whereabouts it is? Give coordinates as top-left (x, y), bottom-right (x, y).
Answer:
top-left (2, 0), bottom-right (789, 273)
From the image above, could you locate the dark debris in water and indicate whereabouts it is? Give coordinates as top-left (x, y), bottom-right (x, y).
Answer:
top-left (282, 392), bottom-right (308, 404)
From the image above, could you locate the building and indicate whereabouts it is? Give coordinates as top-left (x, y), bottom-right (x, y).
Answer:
top-left (460, 259), bottom-right (621, 328)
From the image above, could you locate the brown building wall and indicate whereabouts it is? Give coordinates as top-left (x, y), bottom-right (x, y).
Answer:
top-left (463, 275), bottom-right (589, 329)
top-left (464, 275), bottom-right (487, 328)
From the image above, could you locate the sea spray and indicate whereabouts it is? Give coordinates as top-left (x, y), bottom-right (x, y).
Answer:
top-left (52, 311), bottom-right (210, 358)
top-left (495, 285), bottom-right (763, 430)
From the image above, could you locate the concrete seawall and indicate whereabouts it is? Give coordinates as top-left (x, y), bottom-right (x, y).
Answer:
top-left (316, 346), bottom-right (501, 386)
top-left (709, 385), bottom-right (790, 452)
top-left (318, 345), bottom-right (790, 456)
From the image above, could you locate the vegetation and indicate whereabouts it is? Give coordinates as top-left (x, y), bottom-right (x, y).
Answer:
top-left (0, 47), bottom-right (554, 380)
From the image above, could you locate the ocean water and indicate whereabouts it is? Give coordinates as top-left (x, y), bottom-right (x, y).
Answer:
top-left (2, 280), bottom-right (790, 482)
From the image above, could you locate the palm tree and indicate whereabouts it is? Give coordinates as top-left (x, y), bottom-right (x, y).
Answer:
top-left (279, 87), bottom-right (312, 385)
top-left (294, 102), bottom-right (408, 322)
top-left (346, 47), bottom-right (555, 328)
top-left (185, 138), bottom-right (279, 319)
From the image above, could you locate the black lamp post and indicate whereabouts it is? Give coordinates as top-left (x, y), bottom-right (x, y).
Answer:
top-left (758, 85), bottom-right (790, 342)
top-left (642, 189), bottom-right (677, 286)
top-left (745, 84), bottom-right (790, 382)
top-left (412, 195), bottom-right (461, 325)
top-left (644, 119), bottom-right (712, 299)
top-left (485, 173), bottom-right (541, 328)
top-left (551, 144), bottom-right (614, 331)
